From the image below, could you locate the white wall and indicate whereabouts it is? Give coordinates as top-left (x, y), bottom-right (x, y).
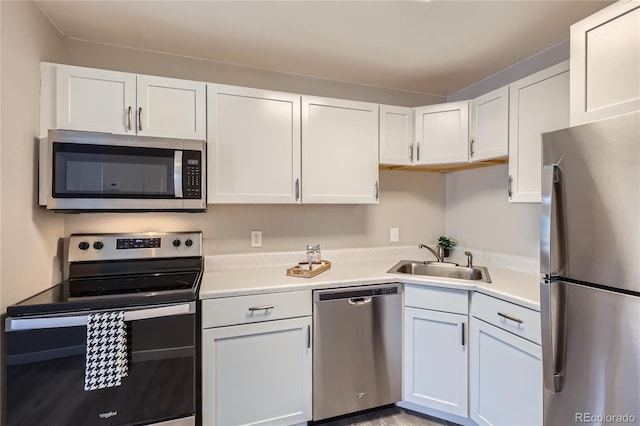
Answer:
top-left (64, 38), bottom-right (444, 107)
top-left (445, 165), bottom-right (539, 258)
top-left (0, 1), bottom-right (66, 310)
top-left (0, 1), bottom-right (67, 420)
top-left (443, 41), bottom-right (570, 260)
top-left (58, 38), bottom-right (448, 255)
top-left (447, 40), bottom-right (570, 102)
top-left (65, 170), bottom-right (446, 255)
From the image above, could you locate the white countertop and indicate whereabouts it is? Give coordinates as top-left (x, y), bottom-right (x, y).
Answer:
top-left (199, 248), bottom-right (541, 311)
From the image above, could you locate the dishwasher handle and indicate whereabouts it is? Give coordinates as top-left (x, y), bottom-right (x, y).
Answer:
top-left (348, 297), bottom-right (372, 305)
top-left (314, 284), bottom-right (401, 302)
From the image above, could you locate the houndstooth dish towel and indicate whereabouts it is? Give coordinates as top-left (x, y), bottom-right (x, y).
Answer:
top-left (84, 311), bottom-right (128, 391)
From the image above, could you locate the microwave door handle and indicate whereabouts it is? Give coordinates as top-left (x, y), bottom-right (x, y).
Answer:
top-left (174, 150), bottom-right (183, 198)
top-left (5, 303), bottom-right (194, 332)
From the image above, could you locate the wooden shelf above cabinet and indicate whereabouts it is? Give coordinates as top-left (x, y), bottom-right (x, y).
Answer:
top-left (380, 158), bottom-right (507, 173)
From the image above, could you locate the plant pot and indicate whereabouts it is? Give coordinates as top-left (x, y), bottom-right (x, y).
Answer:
top-left (440, 248), bottom-right (450, 258)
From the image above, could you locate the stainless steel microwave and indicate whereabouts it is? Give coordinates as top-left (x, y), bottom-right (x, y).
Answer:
top-left (41, 130), bottom-right (206, 212)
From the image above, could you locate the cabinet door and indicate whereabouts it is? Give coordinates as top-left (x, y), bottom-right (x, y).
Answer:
top-left (379, 105), bottom-right (414, 166)
top-left (470, 86), bottom-right (509, 162)
top-left (302, 97), bottom-right (379, 204)
top-left (570, 1), bottom-right (640, 126)
top-left (404, 307), bottom-right (468, 417)
top-left (414, 101), bottom-right (469, 165)
top-left (202, 316), bottom-right (312, 426)
top-left (207, 84), bottom-right (301, 204)
top-left (136, 75), bottom-right (206, 139)
top-left (56, 65), bottom-right (136, 135)
top-left (470, 318), bottom-right (542, 426)
top-left (508, 61), bottom-right (569, 203)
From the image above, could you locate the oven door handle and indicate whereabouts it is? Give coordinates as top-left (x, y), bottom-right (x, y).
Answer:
top-left (5, 302), bottom-right (194, 332)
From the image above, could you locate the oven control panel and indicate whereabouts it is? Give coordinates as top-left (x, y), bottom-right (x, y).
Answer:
top-left (68, 232), bottom-right (202, 262)
top-left (116, 238), bottom-right (162, 250)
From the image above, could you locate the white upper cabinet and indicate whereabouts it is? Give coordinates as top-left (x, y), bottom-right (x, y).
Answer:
top-left (302, 96), bottom-right (379, 204)
top-left (508, 61), bottom-right (569, 203)
top-left (56, 65), bottom-right (136, 135)
top-left (207, 84), bottom-right (301, 204)
top-left (570, 0), bottom-right (640, 126)
top-left (379, 105), bottom-right (414, 166)
top-left (469, 86), bottom-right (509, 162)
top-left (136, 75), bottom-right (206, 139)
top-left (414, 101), bottom-right (469, 165)
top-left (53, 64), bottom-right (205, 139)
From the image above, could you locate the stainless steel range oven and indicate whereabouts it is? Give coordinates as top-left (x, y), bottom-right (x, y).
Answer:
top-left (5, 232), bottom-right (203, 426)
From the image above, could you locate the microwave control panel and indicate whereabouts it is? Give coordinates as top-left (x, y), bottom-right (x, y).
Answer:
top-left (183, 151), bottom-right (201, 199)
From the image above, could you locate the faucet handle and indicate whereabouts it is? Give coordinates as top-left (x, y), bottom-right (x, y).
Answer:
top-left (464, 251), bottom-right (473, 268)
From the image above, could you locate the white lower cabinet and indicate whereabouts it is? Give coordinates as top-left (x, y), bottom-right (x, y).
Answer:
top-left (403, 286), bottom-right (469, 420)
top-left (201, 292), bottom-right (312, 426)
top-left (470, 294), bottom-right (542, 426)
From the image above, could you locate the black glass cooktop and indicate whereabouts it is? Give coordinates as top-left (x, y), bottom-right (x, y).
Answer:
top-left (7, 271), bottom-right (201, 317)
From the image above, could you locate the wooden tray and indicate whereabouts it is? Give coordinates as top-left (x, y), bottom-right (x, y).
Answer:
top-left (286, 260), bottom-right (331, 278)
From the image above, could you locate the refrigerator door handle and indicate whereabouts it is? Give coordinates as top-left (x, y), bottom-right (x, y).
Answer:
top-left (541, 279), bottom-right (567, 393)
top-left (541, 164), bottom-right (567, 278)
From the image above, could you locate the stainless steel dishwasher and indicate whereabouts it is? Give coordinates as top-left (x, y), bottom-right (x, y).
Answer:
top-left (313, 283), bottom-right (402, 421)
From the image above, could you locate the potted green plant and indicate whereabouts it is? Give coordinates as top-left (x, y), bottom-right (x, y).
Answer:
top-left (437, 236), bottom-right (456, 258)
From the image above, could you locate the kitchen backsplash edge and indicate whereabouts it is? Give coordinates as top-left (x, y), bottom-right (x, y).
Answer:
top-left (204, 245), bottom-right (539, 276)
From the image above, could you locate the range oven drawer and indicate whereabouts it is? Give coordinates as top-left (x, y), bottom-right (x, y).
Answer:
top-left (5, 302), bottom-right (197, 426)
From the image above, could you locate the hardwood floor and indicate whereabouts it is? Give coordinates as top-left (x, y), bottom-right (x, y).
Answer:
top-left (313, 406), bottom-right (460, 426)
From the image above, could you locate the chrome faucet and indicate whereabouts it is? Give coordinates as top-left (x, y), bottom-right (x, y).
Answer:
top-left (418, 243), bottom-right (443, 262)
top-left (465, 251), bottom-right (473, 268)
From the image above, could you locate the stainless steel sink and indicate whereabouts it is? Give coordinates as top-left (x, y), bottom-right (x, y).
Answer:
top-left (387, 260), bottom-right (491, 283)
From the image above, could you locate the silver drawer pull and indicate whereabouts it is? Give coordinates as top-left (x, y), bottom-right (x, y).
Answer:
top-left (248, 305), bottom-right (274, 312)
top-left (498, 312), bottom-right (523, 324)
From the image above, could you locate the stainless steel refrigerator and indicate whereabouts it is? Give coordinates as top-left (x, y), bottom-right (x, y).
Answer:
top-left (541, 111), bottom-right (640, 425)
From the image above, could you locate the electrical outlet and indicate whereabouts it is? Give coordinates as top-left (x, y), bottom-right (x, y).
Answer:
top-left (251, 230), bottom-right (262, 248)
top-left (390, 227), bottom-right (400, 243)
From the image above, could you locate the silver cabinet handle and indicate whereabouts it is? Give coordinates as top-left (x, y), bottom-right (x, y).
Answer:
top-left (470, 138), bottom-right (475, 158)
top-left (507, 174), bottom-right (513, 198)
top-left (174, 151), bottom-right (183, 198)
top-left (127, 106), bottom-right (132, 130)
top-left (138, 107), bottom-right (143, 131)
top-left (541, 279), bottom-right (568, 393)
top-left (295, 178), bottom-right (300, 201)
top-left (248, 305), bottom-right (274, 312)
top-left (416, 142), bottom-right (420, 162)
top-left (497, 312), bottom-right (523, 324)
top-left (307, 324), bottom-right (311, 349)
top-left (461, 322), bottom-right (466, 346)
top-left (409, 144), bottom-right (414, 162)
top-left (374, 181), bottom-right (379, 201)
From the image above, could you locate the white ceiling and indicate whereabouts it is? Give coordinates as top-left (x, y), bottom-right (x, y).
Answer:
top-left (36, 0), bottom-right (612, 97)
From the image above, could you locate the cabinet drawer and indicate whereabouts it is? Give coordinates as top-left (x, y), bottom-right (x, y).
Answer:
top-left (404, 285), bottom-right (468, 315)
top-left (471, 293), bottom-right (541, 344)
top-left (202, 290), bottom-right (312, 328)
